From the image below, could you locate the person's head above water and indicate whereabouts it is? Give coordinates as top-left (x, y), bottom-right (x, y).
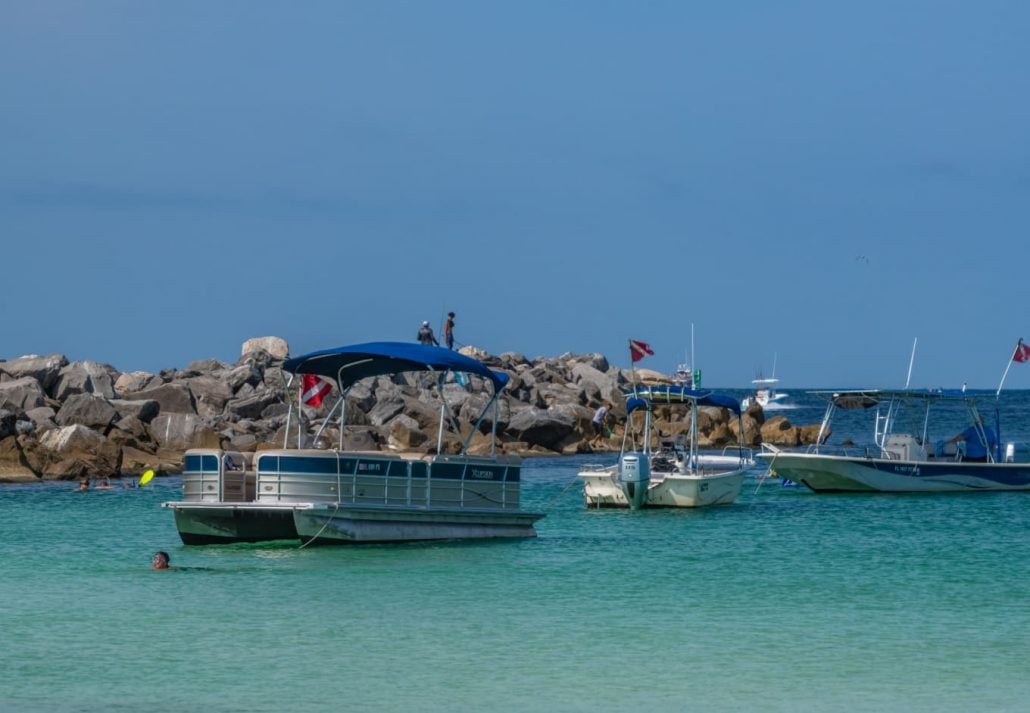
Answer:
top-left (151, 551), bottom-right (170, 570)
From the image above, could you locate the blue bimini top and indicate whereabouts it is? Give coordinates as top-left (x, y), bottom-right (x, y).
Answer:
top-left (283, 342), bottom-right (510, 393)
top-left (626, 385), bottom-right (742, 415)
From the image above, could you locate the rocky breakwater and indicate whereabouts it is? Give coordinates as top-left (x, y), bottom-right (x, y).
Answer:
top-left (0, 338), bottom-right (824, 483)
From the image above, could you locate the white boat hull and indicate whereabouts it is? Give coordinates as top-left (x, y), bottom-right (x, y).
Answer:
top-left (579, 466), bottom-right (745, 508)
top-left (758, 452), bottom-right (1030, 493)
top-left (293, 504), bottom-right (540, 543)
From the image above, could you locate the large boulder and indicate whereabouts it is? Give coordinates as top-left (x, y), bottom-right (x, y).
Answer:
top-left (761, 415), bottom-right (800, 447)
top-left (24, 407), bottom-right (58, 433)
top-left (0, 377), bottom-right (46, 412)
top-left (0, 436), bottom-right (38, 482)
top-left (241, 336), bottom-right (289, 361)
top-left (225, 390), bottom-right (281, 420)
top-left (120, 446), bottom-right (161, 476)
top-left (368, 395), bottom-right (406, 427)
top-left (342, 426), bottom-right (381, 452)
top-left (181, 359), bottom-right (229, 377)
top-left (115, 371), bottom-right (158, 395)
top-left (121, 383), bottom-right (196, 415)
top-left (800, 423), bottom-right (829, 445)
top-left (38, 425), bottom-right (121, 479)
top-left (187, 376), bottom-right (233, 418)
top-left (109, 398), bottom-right (160, 423)
top-left (52, 360), bottom-right (118, 401)
top-left (0, 409), bottom-right (17, 440)
top-left (729, 413), bottom-right (763, 447)
top-left (506, 407), bottom-right (576, 450)
top-left (0, 354), bottom-right (68, 392)
top-left (149, 413), bottom-right (217, 450)
top-left (387, 415), bottom-right (428, 450)
top-left (55, 394), bottom-right (119, 430)
top-left (226, 364), bottom-right (262, 393)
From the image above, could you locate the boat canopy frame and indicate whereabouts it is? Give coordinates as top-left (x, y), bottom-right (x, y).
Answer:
top-left (279, 342), bottom-right (510, 456)
top-left (808, 389), bottom-right (999, 462)
top-left (623, 385), bottom-right (746, 470)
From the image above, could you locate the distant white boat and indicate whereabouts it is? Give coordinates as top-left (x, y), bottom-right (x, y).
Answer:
top-left (741, 354), bottom-right (791, 410)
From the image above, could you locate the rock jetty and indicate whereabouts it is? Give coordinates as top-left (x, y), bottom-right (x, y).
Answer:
top-left (0, 338), bottom-right (824, 483)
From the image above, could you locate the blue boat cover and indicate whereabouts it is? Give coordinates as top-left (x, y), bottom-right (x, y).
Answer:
top-left (626, 385), bottom-right (741, 415)
top-left (283, 342), bottom-right (509, 392)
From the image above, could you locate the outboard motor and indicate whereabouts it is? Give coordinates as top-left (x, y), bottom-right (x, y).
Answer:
top-left (619, 453), bottom-right (650, 510)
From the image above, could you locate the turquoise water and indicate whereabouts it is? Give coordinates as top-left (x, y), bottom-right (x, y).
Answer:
top-left (4, 392), bottom-right (1030, 712)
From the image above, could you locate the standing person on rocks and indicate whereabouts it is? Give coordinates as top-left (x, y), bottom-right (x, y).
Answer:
top-left (591, 403), bottom-right (612, 445)
top-left (416, 320), bottom-right (439, 346)
top-left (444, 312), bottom-right (456, 350)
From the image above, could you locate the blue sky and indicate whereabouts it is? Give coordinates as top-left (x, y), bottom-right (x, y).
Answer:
top-left (2, 1), bottom-right (1028, 388)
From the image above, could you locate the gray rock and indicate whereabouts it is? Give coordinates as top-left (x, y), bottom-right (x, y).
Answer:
top-left (571, 363), bottom-right (617, 393)
top-left (506, 407), bottom-right (576, 450)
top-left (0, 377), bottom-right (46, 412)
top-left (114, 371), bottom-right (158, 395)
top-left (241, 336), bottom-right (289, 360)
top-left (0, 354), bottom-right (68, 392)
top-left (181, 358), bottom-right (229, 377)
top-left (227, 364), bottom-right (262, 392)
top-left (25, 407), bottom-right (57, 431)
top-left (368, 395), bottom-right (405, 427)
top-left (188, 376), bottom-right (233, 418)
top-left (225, 433), bottom-right (257, 451)
top-left (233, 383), bottom-right (258, 401)
top-left (112, 415), bottom-right (149, 440)
top-left (53, 360), bottom-right (117, 401)
top-left (121, 383), bottom-right (196, 415)
top-left (0, 410), bottom-right (17, 439)
top-left (109, 398), bottom-right (160, 423)
top-left (0, 436), bottom-right (37, 482)
top-left (225, 391), bottom-right (281, 420)
top-left (55, 394), bottom-right (118, 430)
top-left (261, 366), bottom-right (289, 393)
top-left (342, 426), bottom-right (381, 451)
top-left (347, 381), bottom-right (376, 412)
top-left (149, 413), bottom-right (208, 450)
top-left (38, 425), bottom-right (121, 479)
top-left (387, 414), bottom-right (427, 450)
top-left (260, 402), bottom-right (290, 420)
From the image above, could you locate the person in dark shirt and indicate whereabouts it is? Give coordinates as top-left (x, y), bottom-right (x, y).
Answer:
top-left (444, 312), bottom-right (456, 350)
top-left (947, 417), bottom-right (997, 462)
top-left (416, 321), bottom-right (439, 346)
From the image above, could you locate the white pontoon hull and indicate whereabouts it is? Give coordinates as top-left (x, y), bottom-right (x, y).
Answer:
top-left (293, 504), bottom-right (540, 543)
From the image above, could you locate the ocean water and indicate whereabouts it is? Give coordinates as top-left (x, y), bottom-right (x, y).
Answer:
top-left (3, 390), bottom-right (1030, 712)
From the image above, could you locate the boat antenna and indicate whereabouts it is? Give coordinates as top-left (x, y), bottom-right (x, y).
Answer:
top-left (690, 323), bottom-right (695, 387)
top-left (771, 352), bottom-right (777, 381)
top-left (904, 337), bottom-right (917, 388)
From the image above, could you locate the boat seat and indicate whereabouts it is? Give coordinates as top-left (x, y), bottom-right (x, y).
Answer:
top-left (883, 434), bottom-right (927, 461)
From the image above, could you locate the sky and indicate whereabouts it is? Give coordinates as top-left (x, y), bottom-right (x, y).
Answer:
top-left (2, 1), bottom-right (1029, 388)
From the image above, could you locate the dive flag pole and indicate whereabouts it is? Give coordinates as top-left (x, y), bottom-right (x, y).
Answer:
top-left (996, 338), bottom-right (1027, 397)
top-left (628, 339), bottom-right (639, 396)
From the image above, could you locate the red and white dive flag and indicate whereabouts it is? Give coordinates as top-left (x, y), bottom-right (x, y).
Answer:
top-left (301, 374), bottom-right (332, 407)
top-left (1013, 338), bottom-right (1030, 363)
top-left (629, 339), bottom-right (654, 363)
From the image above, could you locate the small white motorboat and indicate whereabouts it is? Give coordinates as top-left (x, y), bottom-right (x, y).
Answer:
top-left (578, 385), bottom-right (750, 509)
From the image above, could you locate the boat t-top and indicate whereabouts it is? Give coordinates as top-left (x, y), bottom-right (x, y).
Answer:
top-left (578, 385), bottom-right (750, 508)
top-left (164, 342), bottom-right (544, 544)
top-left (757, 388), bottom-right (1030, 493)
